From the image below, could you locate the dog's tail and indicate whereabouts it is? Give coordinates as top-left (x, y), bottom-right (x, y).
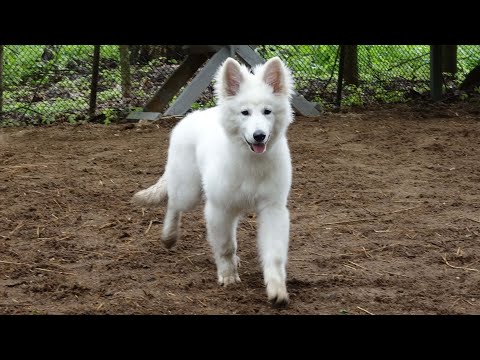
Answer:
top-left (132, 174), bottom-right (168, 207)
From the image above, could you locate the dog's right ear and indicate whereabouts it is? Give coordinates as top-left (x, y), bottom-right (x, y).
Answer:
top-left (215, 57), bottom-right (244, 99)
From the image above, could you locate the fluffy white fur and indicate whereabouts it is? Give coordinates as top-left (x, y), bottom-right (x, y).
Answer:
top-left (133, 57), bottom-right (294, 306)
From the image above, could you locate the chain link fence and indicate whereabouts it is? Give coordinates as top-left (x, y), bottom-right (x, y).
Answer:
top-left (1, 45), bottom-right (479, 125)
top-left (0, 45), bottom-right (189, 125)
top-left (258, 45), bottom-right (480, 107)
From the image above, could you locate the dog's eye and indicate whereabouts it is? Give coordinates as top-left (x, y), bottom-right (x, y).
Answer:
top-left (263, 109), bottom-right (272, 115)
top-left (241, 110), bottom-right (250, 116)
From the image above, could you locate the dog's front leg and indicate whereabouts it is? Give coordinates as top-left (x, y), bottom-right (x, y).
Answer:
top-left (257, 204), bottom-right (290, 306)
top-left (205, 201), bottom-right (240, 286)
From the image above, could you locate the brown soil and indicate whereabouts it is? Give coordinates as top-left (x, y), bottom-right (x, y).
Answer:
top-left (1, 104), bottom-right (480, 314)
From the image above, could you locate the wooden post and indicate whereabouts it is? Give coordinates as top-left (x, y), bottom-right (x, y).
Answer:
top-left (144, 53), bottom-right (208, 112)
top-left (119, 45), bottom-right (131, 98)
top-left (335, 45), bottom-right (346, 107)
top-left (343, 45), bottom-right (359, 86)
top-left (0, 45), bottom-right (3, 121)
top-left (164, 48), bottom-right (231, 116)
top-left (136, 45), bottom-right (320, 119)
top-left (442, 45), bottom-right (457, 76)
top-left (89, 45), bottom-right (101, 118)
top-left (430, 45), bottom-right (443, 101)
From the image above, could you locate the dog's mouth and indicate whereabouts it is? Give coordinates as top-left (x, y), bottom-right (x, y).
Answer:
top-left (244, 137), bottom-right (268, 154)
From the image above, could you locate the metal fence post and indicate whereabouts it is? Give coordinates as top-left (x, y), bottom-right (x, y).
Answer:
top-left (430, 45), bottom-right (443, 101)
top-left (89, 45), bottom-right (101, 118)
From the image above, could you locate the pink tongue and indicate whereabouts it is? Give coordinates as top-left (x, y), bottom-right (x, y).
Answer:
top-left (252, 143), bottom-right (266, 153)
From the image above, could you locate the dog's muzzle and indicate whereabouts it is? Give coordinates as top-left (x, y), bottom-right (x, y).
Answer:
top-left (244, 136), bottom-right (269, 154)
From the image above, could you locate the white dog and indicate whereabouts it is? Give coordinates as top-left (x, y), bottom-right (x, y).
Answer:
top-left (133, 56), bottom-right (294, 306)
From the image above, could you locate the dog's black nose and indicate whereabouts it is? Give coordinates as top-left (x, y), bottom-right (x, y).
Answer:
top-left (253, 130), bottom-right (266, 142)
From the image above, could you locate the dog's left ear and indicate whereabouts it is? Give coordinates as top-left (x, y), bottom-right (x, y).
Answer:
top-left (262, 57), bottom-right (294, 97)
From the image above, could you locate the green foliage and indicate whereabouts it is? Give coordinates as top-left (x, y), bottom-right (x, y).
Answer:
top-left (192, 98), bottom-right (216, 110)
top-left (343, 85), bottom-right (364, 107)
top-left (67, 114), bottom-right (77, 124)
top-left (358, 45), bottom-right (430, 82)
top-left (102, 108), bottom-right (119, 125)
top-left (98, 88), bottom-right (122, 102)
top-left (191, 102), bottom-right (202, 110)
top-left (129, 106), bottom-right (144, 112)
top-left (258, 45), bottom-right (339, 89)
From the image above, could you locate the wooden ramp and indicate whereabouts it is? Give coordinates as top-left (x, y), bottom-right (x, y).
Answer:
top-left (128, 45), bottom-right (320, 121)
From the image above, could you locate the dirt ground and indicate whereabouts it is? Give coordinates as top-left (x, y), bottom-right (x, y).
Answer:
top-left (1, 103), bottom-right (480, 314)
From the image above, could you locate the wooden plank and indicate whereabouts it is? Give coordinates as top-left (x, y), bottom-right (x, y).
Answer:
top-left (164, 47), bottom-right (231, 116)
top-left (291, 94), bottom-right (322, 117)
top-left (236, 45), bottom-right (320, 117)
top-left (126, 112), bottom-right (162, 121)
top-left (235, 45), bottom-right (265, 66)
top-left (144, 53), bottom-right (208, 112)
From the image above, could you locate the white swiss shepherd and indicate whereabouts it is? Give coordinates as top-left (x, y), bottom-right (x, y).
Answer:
top-left (133, 56), bottom-right (295, 306)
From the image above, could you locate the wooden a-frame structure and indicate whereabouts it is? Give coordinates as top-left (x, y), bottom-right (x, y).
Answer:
top-left (127, 45), bottom-right (320, 121)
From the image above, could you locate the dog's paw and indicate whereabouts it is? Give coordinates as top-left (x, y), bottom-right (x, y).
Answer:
top-left (218, 273), bottom-right (241, 287)
top-left (266, 280), bottom-right (289, 308)
top-left (161, 234), bottom-right (177, 249)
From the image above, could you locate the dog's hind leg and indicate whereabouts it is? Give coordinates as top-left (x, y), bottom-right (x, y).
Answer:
top-left (161, 182), bottom-right (201, 249)
top-left (205, 201), bottom-right (241, 286)
top-left (257, 204), bottom-right (290, 307)
top-left (161, 150), bottom-right (202, 249)
top-left (161, 203), bottom-right (181, 249)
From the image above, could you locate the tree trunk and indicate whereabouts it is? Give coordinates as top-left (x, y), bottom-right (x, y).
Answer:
top-left (41, 45), bottom-right (57, 62)
top-left (442, 45), bottom-right (457, 75)
top-left (89, 45), bottom-right (101, 118)
top-left (430, 45), bottom-right (443, 101)
top-left (0, 45), bottom-right (3, 120)
top-left (343, 45), bottom-right (359, 86)
top-left (119, 45), bottom-right (131, 98)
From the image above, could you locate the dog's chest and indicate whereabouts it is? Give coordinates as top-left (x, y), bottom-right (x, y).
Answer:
top-left (226, 167), bottom-right (274, 208)
top-left (202, 152), bottom-right (286, 210)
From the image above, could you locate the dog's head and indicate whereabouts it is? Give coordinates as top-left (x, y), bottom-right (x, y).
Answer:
top-left (214, 56), bottom-right (294, 154)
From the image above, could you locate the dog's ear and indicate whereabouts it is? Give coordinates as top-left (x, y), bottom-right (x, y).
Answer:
top-left (262, 57), bottom-right (294, 97)
top-left (215, 57), bottom-right (244, 98)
